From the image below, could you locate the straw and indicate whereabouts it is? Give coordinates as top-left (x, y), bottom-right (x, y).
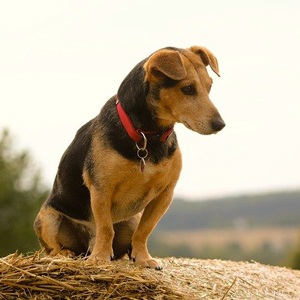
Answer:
top-left (1, 252), bottom-right (300, 299)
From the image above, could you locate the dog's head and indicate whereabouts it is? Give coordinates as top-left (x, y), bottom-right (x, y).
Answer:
top-left (144, 46), bottom-right (225, 135)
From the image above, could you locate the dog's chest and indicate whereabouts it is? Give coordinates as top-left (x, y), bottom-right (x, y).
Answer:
top-left (110, 163), bottom-right (171, 223)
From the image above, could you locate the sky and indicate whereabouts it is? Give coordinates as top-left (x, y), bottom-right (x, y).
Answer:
top-left (0, 0), bottom-right (299, 200)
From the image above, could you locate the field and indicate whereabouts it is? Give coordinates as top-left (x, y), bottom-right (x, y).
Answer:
top-left (156, 227), bottom-right (299, 251)
top-left (149, 227), bottom-right (300, 267)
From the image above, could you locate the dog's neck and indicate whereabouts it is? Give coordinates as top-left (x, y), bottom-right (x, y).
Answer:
top-left (117, 60), bottom-right (173, 133)
top-left (98, 61), bottom-right (178, 164)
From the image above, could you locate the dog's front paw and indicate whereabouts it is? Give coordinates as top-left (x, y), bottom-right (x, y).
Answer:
top-left (88, 254), bottom-right (112, 264)
top-left (134, 257), bottom-right (162, 270)
top-left (131, 250), bottom-right (162, 270)
top-left (88, 249), bottom-right (114, 264)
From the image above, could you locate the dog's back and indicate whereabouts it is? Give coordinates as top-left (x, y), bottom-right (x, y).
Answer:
top-left (46, 119), bottom-right (94, 221)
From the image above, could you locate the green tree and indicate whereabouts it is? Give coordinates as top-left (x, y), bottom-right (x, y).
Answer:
top-left (290, 250), bottom-right (300, 270)
top-left (0, 129), bottom-right (48, 256)
top-left (288, 230), bottom-right (300, 270)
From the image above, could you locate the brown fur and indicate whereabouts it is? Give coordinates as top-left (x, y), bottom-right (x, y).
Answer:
top-left (147, 48), bottom-right (222, 133)
top-left (84, 134), bottom-right (182, 267)
top-left (34, 45), bottom-right (225, 269)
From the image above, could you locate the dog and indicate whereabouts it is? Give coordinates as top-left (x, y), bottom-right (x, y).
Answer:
top-left (34, 45), bottom-right (225, 270)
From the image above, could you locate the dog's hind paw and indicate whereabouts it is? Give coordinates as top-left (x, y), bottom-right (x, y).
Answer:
top-left (88, 252), bottom-right (113, 264)
top-left (50, 249), bottom-right (75, 258)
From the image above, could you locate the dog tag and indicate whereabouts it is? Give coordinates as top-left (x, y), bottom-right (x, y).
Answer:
top-left (136, 147), bottom-right (148, 173)
top-left (140, 158), bottom-right (146, 172)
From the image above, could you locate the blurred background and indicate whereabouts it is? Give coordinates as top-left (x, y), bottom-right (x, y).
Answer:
top-left (0, 0), bottom-right (299, 269)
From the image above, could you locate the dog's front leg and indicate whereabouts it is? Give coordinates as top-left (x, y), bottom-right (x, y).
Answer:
top-left (89, 185), bottom-right (114, 263)
top-left (131, 186), bottom-right (174, 269)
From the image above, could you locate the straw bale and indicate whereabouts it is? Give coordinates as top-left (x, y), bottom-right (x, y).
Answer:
top-left (0, 252), bottom-right (300, 299)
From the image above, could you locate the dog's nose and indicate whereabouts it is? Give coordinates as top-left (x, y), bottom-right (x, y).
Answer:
top-left (211, 117), bottom-right (226, 132)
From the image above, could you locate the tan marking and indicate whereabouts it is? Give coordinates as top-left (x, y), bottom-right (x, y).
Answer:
top-left (35, 206), bottom-right (96, 256)
top-left (89, 134), bottom-right (182, 222)
top-left (84, 130), bottom-right (182, 264)
top-left (189, 45), bottom-right (220, 76)
top-left (83, 169), bottom-right (92, 190)
top-left (35, 206), bottom-right (62, 255)
top-left (52, 249), bottom-right (75, 257)
top-left (144, 49), bottom-right (187, 82)
top-left (131, 184), bottom-right (177, 268)
top-left (88, 183), bottom-right (115, 262)
top-left (144, 47), bottom-right (224, 135)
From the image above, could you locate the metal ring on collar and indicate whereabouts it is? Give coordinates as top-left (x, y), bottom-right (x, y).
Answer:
top-left (137, 148), bottom-right (148, 159)
top-left (135, 131), bottom-right (147, 150)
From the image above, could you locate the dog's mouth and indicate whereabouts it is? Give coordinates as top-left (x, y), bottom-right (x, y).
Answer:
top-left (182, 120), bottom-right (216, 135)
top-left (182, 121), bottom-right (192, 130)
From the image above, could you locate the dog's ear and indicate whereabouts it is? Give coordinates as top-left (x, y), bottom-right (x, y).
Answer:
top-left (189, 46), bottom-right (220, 77)
top-left (144, 49), bottom-right (187, 82)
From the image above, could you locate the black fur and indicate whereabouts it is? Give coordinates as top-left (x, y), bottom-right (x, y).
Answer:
top-left (57, 215), bottom-right (91, 255)
top-left (99, 57), bottom-right (178, 163)
top-left (46, 119), bottom-right (94, 220)
top-left (96, 96), bottom-right (177, 164)
top-left (46, 49), bottom-right (179, 221)
top-left (55, 215), bottom-right (133, 258)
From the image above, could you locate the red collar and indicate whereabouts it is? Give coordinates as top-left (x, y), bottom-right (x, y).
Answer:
top-left (116, 97), bottom-right (174, 143)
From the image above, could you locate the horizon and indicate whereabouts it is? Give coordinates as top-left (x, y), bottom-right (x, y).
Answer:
top-left (174, 187), bottom-right (300, 202)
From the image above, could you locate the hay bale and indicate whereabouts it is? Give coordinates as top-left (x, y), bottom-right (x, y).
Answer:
top-left (0, 252), bottom-right (300, 299)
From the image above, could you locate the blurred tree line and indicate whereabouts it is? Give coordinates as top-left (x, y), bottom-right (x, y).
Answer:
top-left (0, 129), bottom-right (48, 256)
top-left (157, 192), bottom-right (300, 231)
top-left (289, 233), bottom-right (300, 269)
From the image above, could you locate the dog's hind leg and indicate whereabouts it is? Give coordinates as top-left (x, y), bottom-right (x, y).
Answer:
top-left (56, 215), bottom-right (92, 256)
top-left (112, 213), bottom-right (141, 259)
top-left (34, 206), bottom-right (91, 257)
top-left (34, 206), bottom-right (66, 256)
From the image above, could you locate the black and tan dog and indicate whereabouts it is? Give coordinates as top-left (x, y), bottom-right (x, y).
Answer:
top-left (34, 45), bottom-right (225, 269)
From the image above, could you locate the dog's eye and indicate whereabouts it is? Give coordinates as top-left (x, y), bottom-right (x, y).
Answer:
top-left (181, 85), bottom-right (196, 95)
